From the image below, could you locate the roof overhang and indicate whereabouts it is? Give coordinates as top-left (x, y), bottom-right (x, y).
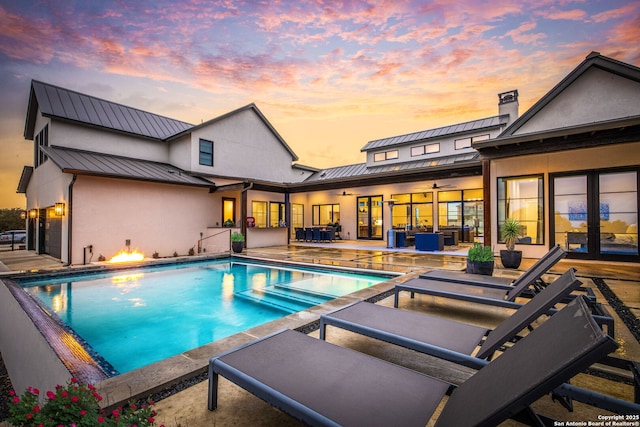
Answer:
top-left (16, 166), bottom-right (33, 193)
top-left (474, 117), bottom-right (640, 159)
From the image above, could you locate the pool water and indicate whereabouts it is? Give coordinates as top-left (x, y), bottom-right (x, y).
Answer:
top-left (18, 259), bottom-right (385, 374)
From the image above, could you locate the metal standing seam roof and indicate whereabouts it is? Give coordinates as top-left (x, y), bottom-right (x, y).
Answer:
top-left (30, 81), bottom-right (194, 140)
top-left (42, 146), bottom-right (214, 187)
top-left (304, 152), bottom-right (480, 182)
top-left (361, 115), bottom-right (510, 151)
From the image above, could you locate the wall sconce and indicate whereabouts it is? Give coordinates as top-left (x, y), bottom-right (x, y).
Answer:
top-left (29, 209), bottom-right (38, 219)
top-left (20, 211), bottom-right (27, 220)
top-left (54, 202), bottom-right (66, 216)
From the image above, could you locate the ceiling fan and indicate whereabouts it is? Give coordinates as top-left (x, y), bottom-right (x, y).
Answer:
top-left (336, 190), bottom-right (358, 196)
top-left (431, 182), bottom-right (456, 189)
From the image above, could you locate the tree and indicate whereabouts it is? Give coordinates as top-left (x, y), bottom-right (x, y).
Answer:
top-left (0, 208), bottom-right (26, 232)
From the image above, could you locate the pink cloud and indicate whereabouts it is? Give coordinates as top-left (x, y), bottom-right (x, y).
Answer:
top-left (535, 7), bottom-right (588, 21)
top-left (591, 4), bottom-right (639, 23)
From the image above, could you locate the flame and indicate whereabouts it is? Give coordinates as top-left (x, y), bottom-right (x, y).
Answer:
top-left (109, 249), bottom-right (145, 263)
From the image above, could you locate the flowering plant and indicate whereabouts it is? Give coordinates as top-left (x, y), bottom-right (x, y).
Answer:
top-left (8, 378), bottom-right (160, 427)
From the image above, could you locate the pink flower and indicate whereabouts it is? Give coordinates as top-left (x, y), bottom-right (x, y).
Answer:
top-left (98, 416), bottom-right (105, 423)
top-left (61, 391), bottom-right (69, 398)
top-left (71, 395), bottom-right (79, 402)
top-left (112, 410), bottom-right (119, 417)
top-left (9, 390), bottom-right (15, 396)
top-left (80, 409), bottom-right (87, 416)
top-left (148, 417), bottom-right (155, 423)
top-left (33, 405), bottom-right (41, 412)
top-left (26, 413), bottom-right (33, 419)
top-left (12, 397), bottom-right (20, 404)
top-left (71, 377), bottom-right (78, 383)
top-left (47, 391), bottom-right (56, 400)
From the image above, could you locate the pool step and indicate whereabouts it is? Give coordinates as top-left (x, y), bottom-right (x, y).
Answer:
top-left (234, 285), bottom-right (332, 313)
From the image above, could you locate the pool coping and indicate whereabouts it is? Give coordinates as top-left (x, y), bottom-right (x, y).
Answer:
top-left (2, 254), bottom-right (411, 411)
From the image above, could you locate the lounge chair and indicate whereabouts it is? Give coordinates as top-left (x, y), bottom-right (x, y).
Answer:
top-left (320, 268), bottom-right (583, 369)
top-left (395, 266), bottom-right (614, 335)
top-left (420, 244), bottom-right (566, 291)
top-left (208, 297), bottom-right (617, 426)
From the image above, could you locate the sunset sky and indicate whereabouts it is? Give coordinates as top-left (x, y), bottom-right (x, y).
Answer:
top-left (1, 0), bottom-right (639, 208)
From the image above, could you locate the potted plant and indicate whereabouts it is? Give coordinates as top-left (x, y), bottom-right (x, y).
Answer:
top-left (466, 242), bottom-right (494, 275)
top-left (231, 231), bottom-right (245, 253)
top-left (500, 218), bottom-right (522, 269)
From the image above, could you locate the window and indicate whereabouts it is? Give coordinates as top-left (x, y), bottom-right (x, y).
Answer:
top-left (312, 204), bottom-right (340, 226)
top-left (270, 202), bottom-right (286, 227)
top-left (373, 150), bottom-right (399, 162)
top-left (411, 143), bottom-right (439, 157)
top-left (34, 125), bottom-right (48, 168)
top-left (455, 134), bottom-right (490, 150)
top-left (498, 175), bottom-right (544, 244)
top-left (222, 198), bottom-right (235, 226)
top-left (199, 139), bottom-right (214, 166)
top-left (251, 201), bottom-right (268, 227)
top-left (390, 192), bottom-right (433, 230)
top-left (291, 203), bottom-right (304, 237)
top-left (454, 137), bottom-right (471, 150)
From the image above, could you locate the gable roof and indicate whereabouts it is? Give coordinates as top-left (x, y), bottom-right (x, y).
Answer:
top-left (361, 115), bottom-right (510, 151)
top-left (24, 80), bottom-right (194, 140)
top-left (168, 103), bottom-right (299, 161)
top-left (303, 152), bottom-right (480, 183)
top-left (484, 52), bottom-right (640, 143)
top-left (41, 146), bottom-right (214, 188)
top-left (473, 52), bottom-right (640, 157)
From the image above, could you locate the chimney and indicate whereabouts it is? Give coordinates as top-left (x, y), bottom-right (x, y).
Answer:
top-left (498, 90), bottom-right (519, 124)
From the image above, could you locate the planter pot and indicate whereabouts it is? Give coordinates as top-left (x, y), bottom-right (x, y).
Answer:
top-left (466, 260), bottom-right (494, 276)
top-left (231, 241), bottom-right (244, 253)
top-left (500, 250), bottom-right (522, 269)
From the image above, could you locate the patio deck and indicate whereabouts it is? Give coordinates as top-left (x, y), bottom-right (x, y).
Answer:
top-left (0, 243), bottom-right (638, 426)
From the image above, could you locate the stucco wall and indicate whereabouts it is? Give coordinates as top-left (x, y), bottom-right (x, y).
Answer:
top-left (0, 280), bottom-right (71, 398)
top-left (52, 121), bottom-right (170, 163)
top-left (189, 109), bottom-right (299, 182)
top-left (70, 176), bottom-right (215, 263)
top-left (490, 141), bottom-right (640, 258)
top-left (516, 68), bottom-right (640, 135)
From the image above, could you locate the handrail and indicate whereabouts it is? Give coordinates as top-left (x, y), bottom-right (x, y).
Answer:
top-left (198, 229), bottom-right (233, 253)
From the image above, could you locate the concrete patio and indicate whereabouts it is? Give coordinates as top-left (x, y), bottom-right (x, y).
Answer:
top-left (0, 244), bottom-right (638, 426)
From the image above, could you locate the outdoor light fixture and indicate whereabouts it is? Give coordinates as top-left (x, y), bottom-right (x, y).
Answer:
top-left (20, 211), bottom-right (26, 220)
top-left (29, 209), bottom-right (38, 219)
top-left (54, 202), bottom-right (66, 216)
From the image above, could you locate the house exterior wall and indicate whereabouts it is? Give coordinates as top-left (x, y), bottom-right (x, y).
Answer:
top-left (515, 67), bottom-right (640, 134)
top-left (186, 109), bottom-right (305, 183)
top-left (70, 176), bottom-right (215, 263)
top-left (489, 140), bottom-right (640, 258)
top-left (51, 120), bottom-right (169, 163)
top-left (364, 128), bottom-right (500, 167)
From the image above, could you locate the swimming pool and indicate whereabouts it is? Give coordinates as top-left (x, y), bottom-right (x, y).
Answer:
top-left (17, 259), bottom-right (386, 374)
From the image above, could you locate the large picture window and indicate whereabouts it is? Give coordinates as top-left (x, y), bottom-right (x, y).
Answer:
top-left (270, 202), bottom-right (286, 227)
top-left (251, 201), bottom-right (267, 227)
top-left (312, 204), bottom-right (340, 226)
top-left (199, 139), bottom-right (214, 166)
top-left (390, 192), bottom-right (433, 230)
top-left (498, 175), bottom-right (544, 244)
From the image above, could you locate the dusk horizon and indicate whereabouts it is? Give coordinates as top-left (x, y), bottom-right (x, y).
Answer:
top-left (1, 0), bottom-right (639, 208)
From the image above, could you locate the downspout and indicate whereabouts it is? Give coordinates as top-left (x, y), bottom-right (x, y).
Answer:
top-left (240, 182), bottom-right (254, 249)
top-left (66, 174), bottom-right (77, 266)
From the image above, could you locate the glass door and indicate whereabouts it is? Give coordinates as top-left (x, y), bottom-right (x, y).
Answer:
top-left (552, 170), bottom-right (638, 261)
top-left (357, 196), bottom-right (383, 239)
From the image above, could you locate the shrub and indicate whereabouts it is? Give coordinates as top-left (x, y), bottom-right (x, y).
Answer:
top-left (467, 242), bottom-right (494, 262)
top-left (7, 378), bottom-right (160, 427)
top-left (230, 232), bottom-right (245, 242)
top-left (501, 218), bottom-right (521, 251)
